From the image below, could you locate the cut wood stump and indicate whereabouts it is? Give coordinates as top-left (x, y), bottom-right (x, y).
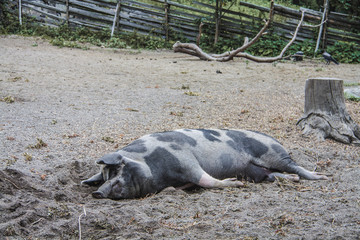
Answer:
top-left (297, 78), bottom-right (360, 145)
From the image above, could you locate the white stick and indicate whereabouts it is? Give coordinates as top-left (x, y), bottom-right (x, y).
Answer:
top-left (111, 0), bottom-right (121, 37)
top-left (78, 205), bottom-right (87, 240)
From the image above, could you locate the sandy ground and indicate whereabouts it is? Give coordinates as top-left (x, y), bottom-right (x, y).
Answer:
top-left (0, 35), bottom-right (359, 239)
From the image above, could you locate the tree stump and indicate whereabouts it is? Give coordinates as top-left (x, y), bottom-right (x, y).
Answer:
top-left (297, 78), bottom-right (360, 145)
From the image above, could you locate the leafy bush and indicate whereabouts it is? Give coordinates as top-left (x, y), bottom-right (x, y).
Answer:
top-left (326, 41), bottom-right (360, 64)
top-left (0, 2), bottom-right (20, 34)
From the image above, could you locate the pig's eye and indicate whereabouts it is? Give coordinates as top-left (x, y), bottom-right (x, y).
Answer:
top-left (108, 168), bottom-right (118, 179)
top-left (108, 165), bottom-right (123, 179)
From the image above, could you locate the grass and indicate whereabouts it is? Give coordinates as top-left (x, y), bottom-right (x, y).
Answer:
top-left (344, 92), bottom-right (360, 102)
top-left (344, 82), bottom-right (360, 87)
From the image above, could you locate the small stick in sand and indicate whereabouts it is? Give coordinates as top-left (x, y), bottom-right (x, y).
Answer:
top-left (78, 205), bottom-right (87, 240)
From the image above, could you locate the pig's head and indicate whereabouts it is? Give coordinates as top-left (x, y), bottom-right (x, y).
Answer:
top-left (82, 152), bottom-right (153, 199)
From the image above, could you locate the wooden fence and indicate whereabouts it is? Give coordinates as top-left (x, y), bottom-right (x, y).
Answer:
top-left (7, 0), bottom-right (360, 48)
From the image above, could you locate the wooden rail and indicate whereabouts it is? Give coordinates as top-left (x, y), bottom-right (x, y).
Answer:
top-left (7, 0), bottom-right (360, 47)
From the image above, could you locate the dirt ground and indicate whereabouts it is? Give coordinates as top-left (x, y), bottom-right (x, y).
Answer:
top-left (0, 35), bottom-right (359, 239)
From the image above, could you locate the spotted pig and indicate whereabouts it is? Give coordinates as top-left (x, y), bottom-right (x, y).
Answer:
top-left (82, 129), bottom-right (327, 199)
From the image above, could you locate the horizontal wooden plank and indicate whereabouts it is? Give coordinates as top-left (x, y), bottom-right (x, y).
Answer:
top-left (69, 17), bottom-right (110, 30)
top-left (17, 0), bottom-right (359, 48)
top-left (80, 0), bottom-right (116, 9)
top-left (22, 3), bottom-right (65, 21)
top-left (23, 0), bottom-right (65, 14)
top-left (69, 7), bottom-right (114, 23)
top-left (69, 0), bottom-right (115, 16)
top-left (123, 0), bottom-right (164, 13)
top-left (327, 27), bottom-right (360, 40)
top-left (327, 32), bottom-right (360, 45)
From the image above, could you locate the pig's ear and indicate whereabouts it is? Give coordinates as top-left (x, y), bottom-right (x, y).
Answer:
top-left (81, 173), bottom-right (103, 186)
top-left (96, 152), bottom-right (123, 166)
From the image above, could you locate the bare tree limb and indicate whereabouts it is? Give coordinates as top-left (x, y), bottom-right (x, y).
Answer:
top-left (303, 19), bottom-right (327, 28)
top-left (196, 22), bottom-right (204, 46)
top-left (173, 1), bottom-right (308, 63)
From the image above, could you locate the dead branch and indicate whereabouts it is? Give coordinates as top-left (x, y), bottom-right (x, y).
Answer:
top-left (173, 1), bottom-right (307, 63)
top-left (196, 22), bottom-right (204, 46)
top-left (303, 19), bottom-right (327, 28)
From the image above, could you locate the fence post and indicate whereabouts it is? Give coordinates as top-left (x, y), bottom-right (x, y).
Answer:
top-left (18, 0), bottom-right (22, 25)
top-left (315, 0), bottom-right (328, 53)
top-left (111, 0), bottom-right (121, 37)
top-left (66, 0), bottom-right (69, 25)
top-left (164, 0), bottom-right (170, 42)
top-left (321, 0), bottom-right (330, 50)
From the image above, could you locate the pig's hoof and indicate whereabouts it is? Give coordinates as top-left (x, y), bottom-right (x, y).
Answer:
top-left (311, 172), bottom-right (329, 180)
top-left (287, 174), bottom-right (300, 182)
top-left (222, 178), bottom-right (244, 187)
top-left (92, 191), bottom-right (105, 199)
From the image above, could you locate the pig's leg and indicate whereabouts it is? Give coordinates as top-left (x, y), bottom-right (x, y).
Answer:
top-left (291, 166), bottom-right (328, 180)
top-left (81, 172), bottom-right (104, 186)
top-left (176, 183), bottom-right (196, 190)
top-left (244, 163), bottom-right (272, 183)
top-left (243, 163), bottom-right (300, 182)
top-left (267, 158), bottom-right (328, 180)
top-left (265, 172), bottom-right (300, 182)
top-left (198, 172), bottom-right (244, 188)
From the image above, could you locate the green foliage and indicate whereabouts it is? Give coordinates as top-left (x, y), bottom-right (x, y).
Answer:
top-left (0, 2), bottom-right (19, 34)
top-left (292, 0), bottom-right (360, 16)
top-left (199, 31), bottom-right (318, 59)
top-left (248, 35), bottom-right (287, 56)
top-left (329, 0), bottom-right (360, 16)
top-left (119, 31), bottom-right (171, 49)
top-left (344, 92), bottom-right (360, 101)
top-left (326, 41), bottom-right (360, 63)
top-left (247, 33), bottom-right (318, 57)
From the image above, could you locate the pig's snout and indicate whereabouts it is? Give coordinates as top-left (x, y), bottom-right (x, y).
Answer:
top-left (92, 180), bottom-right (113, 199)
top-left (92, 191), bottom-right (106, 199)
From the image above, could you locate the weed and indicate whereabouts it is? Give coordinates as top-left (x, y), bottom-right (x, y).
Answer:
top-left (344, 92), bottom-right (360, 102)
top-left (9, 76), bottom-right (21, 82)
top-left (5, 156), bottom-right (17, 166)
top-left (344, 82), bottom-right (360, 87)
top-left (27, 138), bottom-right (48, 149)
top-left (23, 152), bottom-right (32, 161)
top-left (4, 225), bottom-right (16, 236)
top-left (93, 219), bottom-right (115, 230)
top-left (102, 136), bottom-right (115, 143)
top-left (184, 91), bottom-right (200, 96)
top-left (270, 214), bottom-right (295, 236)
top-left (48, 204), bottom-right (71, 219)
top-left (1, 96), bottom-right (15, 103)
top-left (181, 84), bottom-right (190, 90)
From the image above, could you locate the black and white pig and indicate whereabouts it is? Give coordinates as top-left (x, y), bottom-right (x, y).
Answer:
top-left (82, 129), bottom-right (327, 199)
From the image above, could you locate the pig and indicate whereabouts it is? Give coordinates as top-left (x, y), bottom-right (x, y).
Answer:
top-left (82, 129), bottom-right (327, 199)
